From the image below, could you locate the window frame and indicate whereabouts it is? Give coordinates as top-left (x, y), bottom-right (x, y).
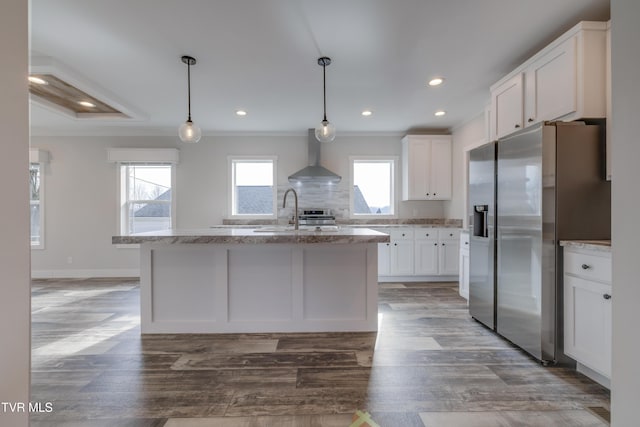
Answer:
top-left (228, 156), bottom-right (278, 219)
top-left (29, 162), bottom-right (45, 249)
top-left (349, 156), bottom-right (398, 219)
top-left (117, 162), bottom-right (177, 237)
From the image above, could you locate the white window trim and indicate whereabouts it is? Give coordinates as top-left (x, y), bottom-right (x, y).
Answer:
top-left (30, 162), bottom-right (45, 250)
top-left (115, 162), bottom-right (176, 248)
top-left (349, 155), bottom-right (398, 219)
top-left (228, 156), bottom-right (278, 219)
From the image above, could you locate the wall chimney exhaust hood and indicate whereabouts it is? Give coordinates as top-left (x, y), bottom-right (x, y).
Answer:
top-left (288, 129), bottom-right (342, 184)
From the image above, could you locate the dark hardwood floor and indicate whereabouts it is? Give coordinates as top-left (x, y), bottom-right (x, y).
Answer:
top-left (30, 279), bottom-right (610, 426)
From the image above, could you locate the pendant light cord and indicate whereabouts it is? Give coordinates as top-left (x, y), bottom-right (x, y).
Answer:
top-left (187, 61), bottom-right (192, 122)
top-left (322, 62), bottom-right (327, 122)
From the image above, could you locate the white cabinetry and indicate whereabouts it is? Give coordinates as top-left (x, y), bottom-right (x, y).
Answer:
top-left (458, 232), bottom-right (470, 300)
top-left (491, 74), bottom-right (524, 139)
top-left (376, 227), bottom-right (460, 281)
top-left (563, 245), bottom-right (612, 387)
top-left (375, 228), bottom-right (414, 276)
top-left (401, 135), bottom-right (452, 200)
top-left (413, 228), bottom-right (460, 277)
top-left (490, 21), bottom-right (607, 140)
top-left (414, 229), bottom-right (439, 275)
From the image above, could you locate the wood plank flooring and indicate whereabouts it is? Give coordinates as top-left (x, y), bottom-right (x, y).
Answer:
top-left (30, 280), bottom-right (610, 426)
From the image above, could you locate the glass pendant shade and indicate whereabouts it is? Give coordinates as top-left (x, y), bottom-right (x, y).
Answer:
top-left (315, 120), bottom-right (336, 143)
top-left (179, 119), bottom-right (202, 143)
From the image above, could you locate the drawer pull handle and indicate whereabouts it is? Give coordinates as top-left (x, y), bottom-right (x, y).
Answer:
top-left (581, 264), bottom-right (591, 270)
top-left (528, 118), bottom-right (534, 123)
top-left (515, 124), bottom-right (521, 129)
top-left (603, 294), bottom-right (611, 300)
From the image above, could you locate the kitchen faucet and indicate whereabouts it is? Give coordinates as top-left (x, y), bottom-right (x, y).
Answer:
top-left (283, 188), bottom-right (299, 230)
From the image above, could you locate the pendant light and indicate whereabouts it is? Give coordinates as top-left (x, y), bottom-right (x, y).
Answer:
top-left (314, 56), bottom-right (336, 142)
top-left (178, 55), bottom-right (201, 143)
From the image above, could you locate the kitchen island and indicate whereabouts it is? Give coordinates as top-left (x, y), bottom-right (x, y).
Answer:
top-left (113, 227), bottom-right (389, 334)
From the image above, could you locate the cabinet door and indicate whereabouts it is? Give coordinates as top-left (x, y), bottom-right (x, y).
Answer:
top-left (414, 239), bottom-right (438, 275)
top-left (429, 138), bottom-right (452, 200)
top-left (564, 275), bottom-right (612, 377)
top-left (459, 252), bottom-right (469, 300)
top-left (390, 240), bottom-right (414, 275)
top-left (439, 240), bottom-right (460, 276)
top-left (404, 137), bottom-right (430, 200)
top-left (377, 242), bottom-right (391, 276)
top-left (492, 73), bottom-right (524, 139)
top-left (524, 36), bottom-right (577, 125)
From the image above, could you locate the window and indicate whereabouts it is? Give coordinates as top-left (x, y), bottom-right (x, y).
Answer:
top-left (229, 157), bottom-right (277, 217)
top-left (119, 164), bottom-right (174, 234)
top-left (350, 157), bottom-right (396, 217)
top-left (30, 162), bottom-right (44, 248)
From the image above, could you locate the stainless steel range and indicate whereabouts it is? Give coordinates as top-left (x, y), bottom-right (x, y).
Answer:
top-left (298, 208), bottom-right (336, 226)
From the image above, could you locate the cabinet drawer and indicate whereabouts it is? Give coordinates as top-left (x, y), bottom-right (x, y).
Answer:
top-left (414, 228), bottom-right (438, 240)
top-left (387, 228), bottom-right (414, 241)
top-left (564, 250), bottom-right (611, 284)
top-left (438, 228), bottom-right (460, 241)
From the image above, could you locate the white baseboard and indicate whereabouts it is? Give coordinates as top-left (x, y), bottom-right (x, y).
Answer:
top-left (378, 275), bottom-right (458, 283)
top-left (31, 269), bottom-right (140, 279)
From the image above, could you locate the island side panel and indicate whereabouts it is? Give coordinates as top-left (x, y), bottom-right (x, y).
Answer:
top-left (227, 246), bottom-right (294, 322)
top-left (140, 242), bottom-right (379, 333)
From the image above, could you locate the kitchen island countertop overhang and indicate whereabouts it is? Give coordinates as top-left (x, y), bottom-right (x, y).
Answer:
top-left (113, 227), bottom-right (389, 334)
top-left (112, 227), bottom-right (390, 245)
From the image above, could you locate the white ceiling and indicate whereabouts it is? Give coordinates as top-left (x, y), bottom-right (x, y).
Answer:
top-left (29, 0), bottom-right (610, 136)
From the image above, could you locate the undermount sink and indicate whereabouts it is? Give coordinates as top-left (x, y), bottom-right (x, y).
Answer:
top-left (253, 225), bottom-right (340, 233)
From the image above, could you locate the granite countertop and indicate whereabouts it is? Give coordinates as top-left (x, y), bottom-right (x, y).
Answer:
top-left (559, 240), bottom-right (612, 253)
top-left (223, 218), bottom-right (463, 228)
top-left (113, 227), bottom-right (390, 245)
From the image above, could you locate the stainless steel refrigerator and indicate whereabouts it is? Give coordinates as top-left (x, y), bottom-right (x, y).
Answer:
top-left (468, 121), bottom-right (610, 363)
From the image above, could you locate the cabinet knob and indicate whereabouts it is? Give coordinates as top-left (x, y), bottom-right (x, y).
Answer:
top-left (603, 294), bottom-right (612, 300)
top-left (402, 233), bottom-right (405, 236)
top-left (434, 243), bottom-right (438, 246)
top-left (426, 193), bottom-right (430, 196)
top-left (465, 242), bottom-right (469, 245)
top-left (442, 243), bottom-right (446, 246)
top-left (426, 233), bottom-right (430, 237)
top-left (515, 124), bottom-right (521, 128)
top-left (386, 243), bottom-right (389, 246)
top-left (449, 233), bottom-right (453, 236)
top-left (434, 193), bottom-right (437, 196)
top-left (581, 264), bottom-right (591, 270)
top-left (394, 243), bottom-right (397, 246)
top-left (528, 118), bottom-right (534, 123)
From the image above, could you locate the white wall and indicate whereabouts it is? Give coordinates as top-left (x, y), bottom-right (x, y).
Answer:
top-left (444, 112), bottom-right (487, 228)
top-left (610, 1), bottom-right (640, 425)
top-left (31, 133), bottom-right (450, 276)
top-left (0, 0), bottom-right (30, 425)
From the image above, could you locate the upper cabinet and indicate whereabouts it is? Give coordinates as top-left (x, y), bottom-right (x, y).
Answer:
top-left (490, 21), bottom-right (608, 140)
top-left (491, 73), bottom-right (524, 139)
top-left (401, 135), bottom-right (452, 201)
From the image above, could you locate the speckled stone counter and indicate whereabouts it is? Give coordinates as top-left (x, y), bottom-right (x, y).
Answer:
top-left (559, 240), bottom-right (611, 253)
top-left (113, 228), bottom-right (384, 334)
top-left (112, 227), bottom-right (389, 245)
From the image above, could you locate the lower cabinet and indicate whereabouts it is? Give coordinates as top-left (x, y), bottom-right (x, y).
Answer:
top-left (563, 245), bottom-right (612, 387)
top-left (377, 227), bottom-right (460, 280)
top-left (459, 232), bottom-right (470, 300)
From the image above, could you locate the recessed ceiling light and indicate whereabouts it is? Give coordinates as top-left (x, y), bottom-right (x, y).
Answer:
top-left (361, 110), bottom-right (373, 117)
top-left (235, 110), bottom-right (247, 116)
top-left (428, 77), bottom-right (445, 87)
top-left (28, 76), bottom-right (48, 85)
top-left (78, 101), bottom-right (96, 108)
top-left (434, 110), bottom-right (446, 117)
